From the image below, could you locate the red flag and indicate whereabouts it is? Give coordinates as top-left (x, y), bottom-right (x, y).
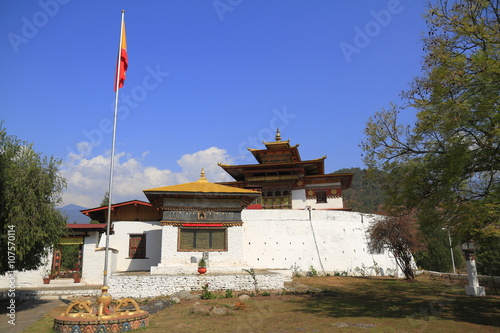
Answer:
top-left (114, 21), bottom-right (128, 91)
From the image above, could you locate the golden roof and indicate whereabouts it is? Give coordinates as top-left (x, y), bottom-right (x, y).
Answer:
top-left (143, 168), bottom-right (259, 194)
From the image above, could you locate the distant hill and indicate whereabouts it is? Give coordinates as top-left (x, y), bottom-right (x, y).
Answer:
top-left (59, 204), bottom-right (90, 224)
top-left (332, 167), bottom-right (386, 214)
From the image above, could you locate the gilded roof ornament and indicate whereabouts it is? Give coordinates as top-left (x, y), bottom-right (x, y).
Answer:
top-left (198, 168), bottom-right (208, 183)
top-left (275, 128), bottom-right (281, 141)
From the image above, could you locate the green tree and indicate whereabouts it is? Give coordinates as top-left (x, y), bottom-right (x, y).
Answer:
top-left (476, 233), bottom-right (500, 277)
top-left (414, 210), bottom-right (465, 272)
top-left (0, 123), bottom-right (67, 274)
top-left (361, 1), bottom-right (500, 245)
top-left (100, 191), bottom-right (109, 207)
top-left (334, 167), bottom-right (386, 213)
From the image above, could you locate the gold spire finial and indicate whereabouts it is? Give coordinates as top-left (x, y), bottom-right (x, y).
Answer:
top-left (198, 168), bottom-right (208, 182)
top-left (275, 128), bottom-right (281, 141)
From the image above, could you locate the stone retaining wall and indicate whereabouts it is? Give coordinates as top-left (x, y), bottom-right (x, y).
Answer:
top-left (422, 270), bottom-right (500, 285)
top-left (0, 288), bottom-right (101, 300)
top-left (108, 273), bottom-right (284, 298)
top-left (1, 273), bottom-right (284, 300)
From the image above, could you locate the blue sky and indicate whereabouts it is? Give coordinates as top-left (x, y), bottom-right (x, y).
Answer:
top-left (1, 0), bottom-right (428, 207)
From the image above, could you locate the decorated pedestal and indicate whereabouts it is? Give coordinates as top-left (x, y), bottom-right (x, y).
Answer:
top-left (53, 286), bottom-right (149, 333)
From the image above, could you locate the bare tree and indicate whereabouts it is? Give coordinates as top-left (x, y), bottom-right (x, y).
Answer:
top-left (368, 214), bottom-right (422, 280)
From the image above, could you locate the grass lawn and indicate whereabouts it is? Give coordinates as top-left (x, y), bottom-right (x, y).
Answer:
top-left (24, 274), bottom-right (500, 332)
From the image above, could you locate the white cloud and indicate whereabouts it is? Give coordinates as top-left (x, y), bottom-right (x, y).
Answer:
top-left (76, 141), bottom-right (93, 156)
top-left (61, 147), bottom-right (234, 208)
top-left (176, 147), bottom-right (235, 183)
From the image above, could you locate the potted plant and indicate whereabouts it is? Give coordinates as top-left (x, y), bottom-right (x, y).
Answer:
top-left (73, 270), bottom-right (81, 283)
top-left (42, 267), bottom-right (53, 284)
top-left (198, 258), bottom-right (207, 274)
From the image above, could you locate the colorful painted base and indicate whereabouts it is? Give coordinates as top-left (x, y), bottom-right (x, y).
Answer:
top-left (53, 312), bottom-right (149, 333)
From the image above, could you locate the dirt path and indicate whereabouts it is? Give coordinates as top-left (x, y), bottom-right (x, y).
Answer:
top-left (0, 298), bottom-right (68, 333)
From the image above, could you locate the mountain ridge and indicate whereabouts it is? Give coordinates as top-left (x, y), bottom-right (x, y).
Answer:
top-left (59, 204), bottom-right (91, 224)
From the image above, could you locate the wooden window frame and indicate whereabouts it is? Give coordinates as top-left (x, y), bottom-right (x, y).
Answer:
top-left (128, 234), bottom-right (147, 259)
top-left (316, 191), bottom-right (327, 204)
top-left (178, 227), bottom-right (227, 252)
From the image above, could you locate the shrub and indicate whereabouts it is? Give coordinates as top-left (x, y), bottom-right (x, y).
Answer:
top-left (200, 283), bottom-right (216, 299)
top-left (334, 270), bottom-right (348, 276)
top-left (308, 266), bottom-right (318, 277)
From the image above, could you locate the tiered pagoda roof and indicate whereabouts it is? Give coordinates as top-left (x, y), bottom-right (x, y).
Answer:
top-left (217, 129), bottom-right (353, 190)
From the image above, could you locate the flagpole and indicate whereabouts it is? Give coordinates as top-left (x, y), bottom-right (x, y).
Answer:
top-left (103, 9), bottom-right (125, 287)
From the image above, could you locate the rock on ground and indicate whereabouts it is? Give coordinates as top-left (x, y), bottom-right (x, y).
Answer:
top-left (140, 300), bottom-right (173, 314)
top-left (191, 302), bottom-right (231, 315)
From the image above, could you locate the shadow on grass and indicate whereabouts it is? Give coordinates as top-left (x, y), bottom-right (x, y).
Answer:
top-left (292, 277), bottom-right (500, 328)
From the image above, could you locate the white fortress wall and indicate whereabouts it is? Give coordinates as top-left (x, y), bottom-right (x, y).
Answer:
top-left (242, 210), bottom-right (397, 275)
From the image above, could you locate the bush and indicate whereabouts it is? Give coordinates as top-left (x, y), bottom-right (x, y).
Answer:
top-left (200, 283), bottom-right (216, 299)
top-left (308, 266), bottom-right (318, 277)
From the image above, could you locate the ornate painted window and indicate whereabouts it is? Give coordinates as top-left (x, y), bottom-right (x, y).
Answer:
top-left (316, 191), bottom-right (327, 203)
top-left (178, 228), bottom-right (227, 251)
top-left (129, 234), bottom-right (146, 258)
top-left (262, 189), bottom-right (291, 209)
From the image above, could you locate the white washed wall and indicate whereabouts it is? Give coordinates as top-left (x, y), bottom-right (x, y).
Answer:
top-left (111, 221), bottom-right (162, 272)
top-left (151, 224), bottom-right (245, 275)
top-left (291, 189), bottom-right (344, 210)
top-left (1, 210), bottom-right (399, 289)
top-left (0, 232), bottom-right (114, 288)
top-left (242, 210), bottom-right (397, 275)
top-left (305, 197), bottom-right (344, 210)
top-left (0, 256), bottom-right (51, 288)
top-left (82, 231), bottom-right (118, 285)
top-left (82, 232), bottom-right (102, 284)
top-left (291, 189), bottom-right (306, 209)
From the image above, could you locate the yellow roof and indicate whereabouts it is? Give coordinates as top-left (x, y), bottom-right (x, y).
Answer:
top-left (143, 169), bottom-right (258, 195)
